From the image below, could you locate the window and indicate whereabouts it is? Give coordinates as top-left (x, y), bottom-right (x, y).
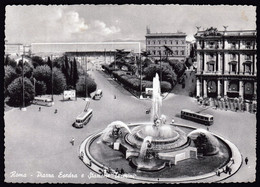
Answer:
top-left (231, 64), bottom-right (236, 72)
top-left (245, 63), bottom-right (251, 73)
top-left (148, 40), bottom-right (150, 45)
top-left (175, 50), bottom-right (178, 55)
top-left (208, 64), bottom-right (215, 72)
top-left (170, 40), bottom-right (172, 44)
top-left (182, 40), bottom-right (185, 44)
top-left (209, 42), bottom-right (214, 48)
top-left (181, 50), bottom-right (184, 55)
top-left (231, 41), bottom-right (236, 49)
top-left (153, 50), bottom-right (156, 55)
top-left (245, 54), bottom-right (251, 60)
top-left (164, 40), bottom-right (167, 44)
top-left (245, 41), bottom-right (251, 49)
top-left (176, 40), bottom-right (178, 45)
top-left (153, 40), bottom-right (155, 44)
top-left (158, 40), bottom-right (161, 45)
top-left (230, 53), bottom-right (236, 60)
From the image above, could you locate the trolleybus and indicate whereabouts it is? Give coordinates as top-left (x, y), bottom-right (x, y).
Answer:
top-left (32, 97), bottom-right (53, 107)
top-left (181, 109), bottom-right (214, 126)
top-left (74, 109), bottom-right (93, 128)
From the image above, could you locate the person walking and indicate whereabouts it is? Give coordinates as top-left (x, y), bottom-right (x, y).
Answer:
top-left (39, 107), bottom-right (41, 112)
top-left (245, 157), bottom-right (248, 165)
top-left (70, 138), bottom-right (75, 146)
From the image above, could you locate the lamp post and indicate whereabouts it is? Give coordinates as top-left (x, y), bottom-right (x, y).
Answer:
top-left (51, 55), bottom-right (54, 105)
top-left (21, 45), bottom-right (26, 111)
top-left (160, 51), bottom-right (162, 82)
top-left (85, 55), bottom-right (88, 99)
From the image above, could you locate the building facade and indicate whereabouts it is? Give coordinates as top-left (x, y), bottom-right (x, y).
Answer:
top-left (5, 43), bottom-right (23, 56)
top-left (195, 28), bottom-right (257, 101)
top-left (145, 31), bottom-right (187, 61)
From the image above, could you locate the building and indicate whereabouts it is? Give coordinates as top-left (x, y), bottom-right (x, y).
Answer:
top-left (145, 29), bottom-right (187, 61)
top-left (195, 28), bottom-right (257, 101)
top-left (5, 43), bottom-right (23, 56)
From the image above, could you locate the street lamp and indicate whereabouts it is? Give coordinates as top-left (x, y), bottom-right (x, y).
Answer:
top-left (51, 55), bottom-right (54, 106)
top-left (21, 45), bottom-right (26, 111)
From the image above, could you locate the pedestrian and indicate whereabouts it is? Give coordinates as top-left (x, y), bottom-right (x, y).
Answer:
top-left (171, 118), bottom-right (175, 124)
top-left (120, 168), bottom-right (125, 174)
top-left (70, 138), bottom-right (75, 146)
top-left (245, 157), bottom-right (248, 165)
top-left (207, 127), bottom-right (209, 131)
top-left (39, 107), bottom-right (41, 112)
top-left (114, 95), bottom-right (116, 99)
top-left (54, 109), bottom-right (58, 114)
top-left (225, 165), bottom-right (229, 174)
top-left (229, 167), bottom-right (232, 175)
top-left (230, 158), bottom-right (235, 164)
top-left (115, 168), bottom-right (119, 175)
top-left (215, 105), bottom-right (218, 110)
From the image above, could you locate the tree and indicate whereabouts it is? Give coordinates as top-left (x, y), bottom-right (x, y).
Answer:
top-left (47, 57), bottom-right (52, 70)
top-left (72, 57), bottom-right (79, 87)
top-left (16, 61), bottom-right (33, 78)
top-left (33, 65), bottom-right (66, 94)
top-left (76, 75), bottom-right (97, 97)
top-left (35, 80), bottom-right (47, 95)
top-left (7, 77), bottom-right (35, 106)
top-left (4, 65), bottom-right (18, 89)
top-left (62, 55), bottom-right (70, 86)
top-left (69, 60), bottom-right (74, 87)
top-left (52, 67), bottom-right (66, 94)
top-left (143, 64), bottom-right (177, 87)
top-left (168, 59), bottom-right (186, 77)
top-left (4, 55), bottom-right (17, 67)
top-left (33, 65), bottom-right (51, 93)
top-left (185, 57), bottom-right (193, 68)
top-left (31, 56), bottom-right (45, 68)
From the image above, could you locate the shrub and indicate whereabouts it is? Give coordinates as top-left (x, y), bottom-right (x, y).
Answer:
top-left (160, 81), bottom-right (172, 92)
top-left (7, 77), bottom-right (35, 106)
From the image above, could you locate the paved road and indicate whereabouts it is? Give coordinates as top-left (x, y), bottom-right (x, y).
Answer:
top-left (4, 68), bottom-right (256, 183)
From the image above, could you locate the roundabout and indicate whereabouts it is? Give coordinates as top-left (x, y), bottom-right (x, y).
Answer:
top-left (79, 122), bottom-right (242, 183)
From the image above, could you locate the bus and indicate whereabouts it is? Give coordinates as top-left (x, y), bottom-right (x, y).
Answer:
top-left (181, 109), bottom-right (214, 126)
top-left (32, 97), bottom-right (53, 107)
top-left (74, 109), bottom-right (93, 128)
top-left (94, 89), bottom-right (103, 100)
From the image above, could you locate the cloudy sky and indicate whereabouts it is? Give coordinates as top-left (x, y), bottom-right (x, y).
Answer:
top-left (5, 5), bottom-right (256, 44)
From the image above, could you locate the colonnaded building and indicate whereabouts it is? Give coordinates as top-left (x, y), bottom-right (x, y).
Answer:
top-left (194, 28), bottom-right (257, 101)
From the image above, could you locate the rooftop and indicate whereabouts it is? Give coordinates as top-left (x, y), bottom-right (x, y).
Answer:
top-left (146, 32), bottom-right (187, 37)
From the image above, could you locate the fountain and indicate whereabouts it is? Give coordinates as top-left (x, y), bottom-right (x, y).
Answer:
top-left (80, 73), bottom-right (242, 183)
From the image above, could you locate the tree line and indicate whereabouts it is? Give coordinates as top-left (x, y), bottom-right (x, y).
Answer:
top-left (4, 55), bottom-right (96, 107)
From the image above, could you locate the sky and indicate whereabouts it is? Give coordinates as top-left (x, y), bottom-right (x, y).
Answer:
top-left (5, 5), bottom-right (256, 44)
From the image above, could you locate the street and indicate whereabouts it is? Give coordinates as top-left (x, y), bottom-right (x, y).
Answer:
top-left (4, 68), bottom-right (256, 183)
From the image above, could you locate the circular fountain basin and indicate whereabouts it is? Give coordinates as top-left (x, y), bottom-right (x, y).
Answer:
top-left (125, 124), bottom-right (190, 152)
top-left (80, 123), bottom-right (242, 183)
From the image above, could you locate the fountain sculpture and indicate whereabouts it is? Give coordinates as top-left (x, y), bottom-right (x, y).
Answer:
top-left (80, 73), bottom-right (242, 183)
